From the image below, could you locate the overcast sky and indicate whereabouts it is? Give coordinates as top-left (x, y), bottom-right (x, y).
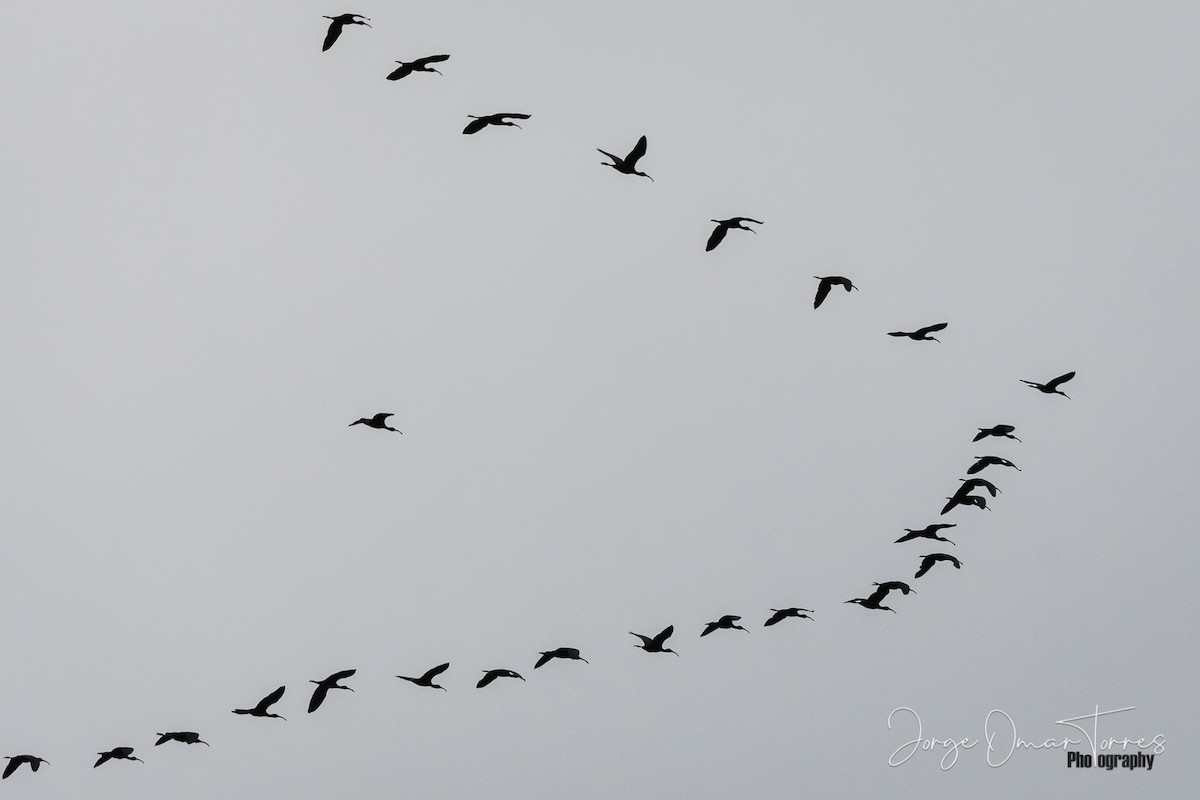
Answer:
top-left (3, 1), bottom-right (1198, 797)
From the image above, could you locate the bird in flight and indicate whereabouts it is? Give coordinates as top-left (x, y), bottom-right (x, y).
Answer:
top-left (973, 424), bottom-right (1020, 443)
top-left (846, 586), bottom-right (898, 612)
top-left (957, 477), bottom-right (1001, 497)
top-left (887, 322), bottom-right (947, 342)
top-left (941, 493), bottom-right (990, 514)
top-left (701, 614), bottom-right (748, 636)
top-left (2, 755), bottom-right (47, 780)
top-left (387, 54), bottom-right (450, 80)
top-left (630, 625), bottom-right (678, 655)
top-left (1021, 371), bottom-right (1075, 398)
top-left (895, 524), bottom-right (956, 544)
top-left (308, 669), bottom-right (356, 713)
top-left (706, 217), bottom-right (762, 251)
top-left (534, 647), bottom-right (588, 668)
top-left (462, 113), bottom-right (531, 135)
top-left (967, 455), bottom-right (1020, 474)
top-left (813, 276), bottom-right (858, 309)
top-left (872, 581), bottom-right (915, 596)
top-left (598, 135), bottom-right (653, 181)
top-left (154, 732), bottom-right (208, 747)
top-left (763, 608), bottom-right (814, 626)
top-left (915, 553), bottom-right (963, 579)
top-left (477, 669), bottom-right (525, 688)
top-left (396, 662), bottom-right (450, 691)
top-left (232, 685), bottom-right (287, 720)
top-left (94, 747), bottom-right (142, 768)
top-left (350, 412), bottom-right (401, 433)
top-left (322, 14), bottom-right (370, 51)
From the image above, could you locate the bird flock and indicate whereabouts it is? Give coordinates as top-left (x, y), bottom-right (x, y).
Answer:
top-left (3, 11), bottom-right (1080, 784)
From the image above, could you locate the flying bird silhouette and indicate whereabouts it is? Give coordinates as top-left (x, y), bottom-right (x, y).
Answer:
top-left (387, 54), bottom-right (450, 80)
top-left (350, 412), bottom-right (401, 433)
top-left (462, 113), bottom-right (531, 135)
top-left (813, 276), bottom-right (858, 309)
top-left (872, 581), bottom-right (915, 595)
top-left (94, 747), bottom-right (142, 768)
top-left (706, 217), bottom-right (762, 251)
top-left (846, 586), bottom-right (898, 612)
top-left (763, 608), bottom-right (814, 626)
top-left (598, 135), bottom-right (653, 181)
top-left (154, 732), bottom-right (208, 746)
top-left (887, 322), bottom-right (947, 341)
top-left (1021, 371), bottom-right (1075, 398)
top-left (308, 669), bottom-right (356, 713)
top-left (2, 756), bottom-right (47, 780)
top-left (941, 493), bottom-right (991, 514)
top-left (534, 647), bottom-right (588, 668)
top-left (232, 685), bottom-right (287, 720)
top-left (477, 669), bottom-right (525, 688)
top-left (630, 625), bottom-right (678, 655)
top-left (957, 477), bottom-right (1001, 497)
top-left (915, 553), bottom-right (963, 579)
top-left (396, 662), bottom-right (449, 690)
top-left (895, 524), bottom-right (956, 544)
top-left (701, 614), bottom-right (748, 636)
top-left (322, 14), bottom-right (370, 51)
top-left (973, 424), bottom-right (1020, 443)
top-left (968, 455), bottom-right (1021, 474)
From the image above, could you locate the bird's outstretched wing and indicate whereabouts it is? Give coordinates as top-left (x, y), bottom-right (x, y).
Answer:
top-left (370, 413), bottom-right (393, 424)
top-left (322, 21), bottom-right (343, 52)
top-left (422, 662), bottom-right (450, 681)
top-left (416, 54), bottom-right (451, 68)
top-left (597, 148), bottom-right (621, 164)
top-left (651, 625), bottom-right (674, 647)
top-left (1046, 371), bottom-right (1075, 390)
top-left (308, 685), bottom-right (329, 713)
top-left (257, 685), bottom-right (286, 712)
top-left (463, 117), bottom-right (490, 134)
top-left (498, 113), bottom-right (531, 121)
top-left (706, 223), bottom-right (728, 251)
top-left (2, 760), bottom-right (19, 779)
top-left (813, 279), bottom-right (833, 309)
top-left (328, 668), bottom-right (357, 683)
top-left (387, 63), bottom-right (414, 80)
top-left (917, 322), bottom-right (948, 336)
top-left (700, 622), bottom-right (717, 637)
top-left (626, 135), bottom-right (648, 167)
top-left (534, 652), bottom-right (554, 668)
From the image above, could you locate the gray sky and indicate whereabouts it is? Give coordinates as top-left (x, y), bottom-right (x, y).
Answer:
top-left (3, 1), bottom-right (1198, 797)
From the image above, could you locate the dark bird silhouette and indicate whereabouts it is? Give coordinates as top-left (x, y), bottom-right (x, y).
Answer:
top-left (957, 477), bottom-right (1001, 497)
top-left (895, 523), bottom-right (956, 544)
top-left (915, 553), bottom-right (963, 579)
top-left (763, 607), bottom-right (814, 626)
top-left (396, 662), bottom-right (449, 691)
top-left (3, 756), bottom-right (48, 780)
top-left (872, 581), bottom-right (915, 595)
top-left (387, 54), bottom-right (450, 80)
top-left (94, 747), bottom-right (142, 768)
top-left (350, 412), bottom-right (401, 433)
top-left (974, 424), bottom-right (1021, 443)
top-left (476, 668), bottom-right (525, 688)
top-left (598, 135), bottom-right (653, 181)
top-left (813, 276), bottom-right (858, 309)
top-left (845, 586), bottom-right (897, 612)
top-left (534, 647), bottom-right (588, 668)
top-left (706, 217), bottom-right (762, 251)
top-left (1021, 371), bottom-right (1075, 398)
top-left (322, 14), bottom-right (370, 51)
top-left (308, 669), bottom-right (356, 713)
top-left (154, 732), bottom-right (208, 747)
top-left (462, 113), bottom-right (531, 135)
top-left (941, 493), bottom-right (991, 514)
top-left (232, 685), bottom-right (287, 721)
top-left (968, 455), bottom-right (1021, 474)
top-left (630, 625), bottom-right (678, 655)
top-left (701, 614), bottom-right (748, 636)
top-left (887, 322), bottom-right (947, 342)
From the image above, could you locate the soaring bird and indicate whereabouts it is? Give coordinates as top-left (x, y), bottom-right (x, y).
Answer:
top-left (941, 493), bottom-right (990, 514)
top-left (387, 54), bottom-right (450, 80)
top-left (534, 647), bottom-right (588, 668)
top-left (3, 756), bottom-right (47, 780)
top-left (957, 477), bottom-right (1001, 497)
top-left (396, 662), bottom-right (449, 691)
top-left (813, 276), bottom-right (858, 309)
top-left (1021, 371), bottom-right (1075, 398)
top-left (308, 669), bottom-right (356, 713)
top-left (872, 581), bottom-right (915, 595)
top-left (764, 607), bottom-right (814, 626)
top-left (598, 135), bottom-right (653, 181)
top-left (462, 113), bottom-right (530, 135)
top-left (915, 553), bottom-right (963, 579)
top-left (846, 586), bottom-right (898, 612)
top-left (887, 322), bottom-right (947, 341)
top-left (706, 217), bottom-right (762, 251)
top-left (630, 625), bottom-right (678, 655)
top-left (973, 424), bottom-right (1020, 443)
top-left (232, 685), bottom-right (287, 720)
top-left (895, 524), bottom-right (956, 544)
top-left (322, 14), bottom-right (370, 51)
top-left (701, 614), bottom-right (748, 636)
top-left (154, 732), bottom-right (208, 747)
top-left (94, 747), bottom-right (142, 768)
top-left (967, 455), bottom-right (1020, 474)
top-left (350, 412), bottom-right (401, 433)
top-left (477, 669), bottom-right (525, 688)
